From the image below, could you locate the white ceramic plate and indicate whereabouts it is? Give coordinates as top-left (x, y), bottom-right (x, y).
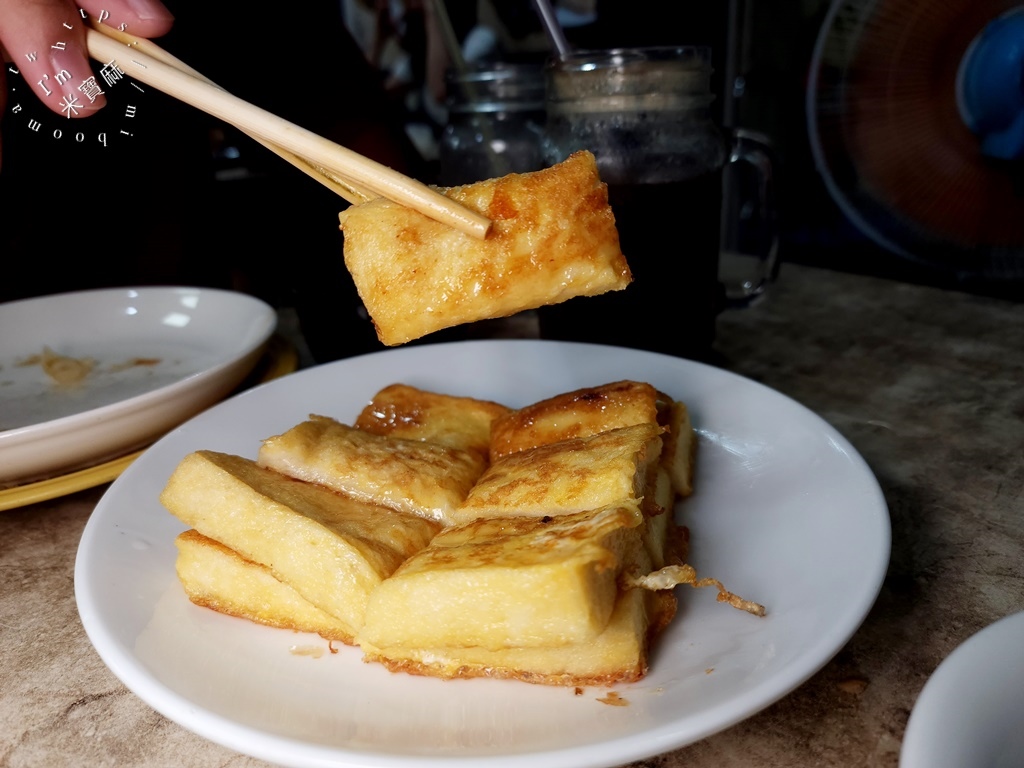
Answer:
top-left (75, 341), bottom-right (890, 768)
top-left (0, 287), bottom-right (277, 485)
top-left (901, 610), bottom-right (1024, 768)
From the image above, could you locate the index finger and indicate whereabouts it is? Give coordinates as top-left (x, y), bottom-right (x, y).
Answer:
top-left (77, 0), bottom-right (174, 39)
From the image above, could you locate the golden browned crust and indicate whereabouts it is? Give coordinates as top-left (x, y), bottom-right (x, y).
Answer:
top-left (489, 380), bottom-right (666, 462)
top-left (360, 651), bottom-right (648, 687)
top-left (258, 415), bottom-right (486, 525)
top-left (337, 151), bottom-right (631, 346)
top-left (355, 383), bottom-right (511, 460)
top-left (455, 423), bottom-right (664, 523)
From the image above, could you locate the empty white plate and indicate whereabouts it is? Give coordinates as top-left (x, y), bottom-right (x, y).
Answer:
top-left (0, 286), bottom-right (277, 485)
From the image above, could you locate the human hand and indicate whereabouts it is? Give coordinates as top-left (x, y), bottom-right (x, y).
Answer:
top-left (0, 0), bottom-right (174, 169)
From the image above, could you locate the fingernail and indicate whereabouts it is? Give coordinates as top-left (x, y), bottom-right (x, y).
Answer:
top-left (48, 47), bottom-right (107, 115)
top-left (126, 0), bottom-right (175, 23)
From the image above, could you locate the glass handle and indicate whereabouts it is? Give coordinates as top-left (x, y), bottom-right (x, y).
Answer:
top-left (720, 128), bottom-right (780, 309)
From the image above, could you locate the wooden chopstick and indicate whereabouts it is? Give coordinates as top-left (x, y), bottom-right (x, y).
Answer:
top-left (87, 22), bottom-right (375, 205)
top-left (84, 27), bottom-right (493, 239)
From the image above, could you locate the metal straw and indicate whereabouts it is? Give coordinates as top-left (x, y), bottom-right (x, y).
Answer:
top-left (530, 0), bottom-right (572, 57)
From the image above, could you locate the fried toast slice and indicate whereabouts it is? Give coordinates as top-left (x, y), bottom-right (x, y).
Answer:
top-left (360, 517), bottom-right (677, 686)
top-left (489, 380), bottom-right (695, 498)
top-left (354, 383), bottom-right (511, 461)
top-left (258, 415), bottom-right (485, 525)
top-left (159, 450), bottom-right (441, 636)
top-left (174, 529), bottom-right (354, 643)
top-left (453, 422), bottom-right (663, 525)
top-left (359, 502), bottom-right (643, 651)
top-left (337, 151), bottom-right (631, 346)
top-left (489, 380), bottom-right (667, 461)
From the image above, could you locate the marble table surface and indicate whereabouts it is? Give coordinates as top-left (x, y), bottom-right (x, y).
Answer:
top-left (2, 263), bottom-right (1022, 767)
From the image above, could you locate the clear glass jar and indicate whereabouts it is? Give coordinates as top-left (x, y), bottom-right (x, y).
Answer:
top-left (438, 62), bottom-right (549, 186)
top-left (543, 46), bottom-right (727, 187)
top-left (539, 47), bottom-right (776, 360)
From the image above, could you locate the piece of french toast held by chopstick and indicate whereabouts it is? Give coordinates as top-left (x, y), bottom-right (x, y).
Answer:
top-left (83, 26), bottom-right (630, 348)
top-left (338, 150), bottom-right (633, 346)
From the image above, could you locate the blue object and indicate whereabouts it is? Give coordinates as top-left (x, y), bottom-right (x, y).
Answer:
top-left (957, 5), bottom-right (1024, 160)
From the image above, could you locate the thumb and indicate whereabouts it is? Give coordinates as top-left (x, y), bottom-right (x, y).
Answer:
top-left (0, 2), bottom-right (106, 121)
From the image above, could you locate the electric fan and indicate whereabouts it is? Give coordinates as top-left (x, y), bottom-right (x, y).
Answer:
top-left (807, 0), bottom-right (1024, 283)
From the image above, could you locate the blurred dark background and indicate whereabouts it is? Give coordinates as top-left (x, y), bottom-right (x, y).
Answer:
top-left (2, 0), bottom-right (1021, 361)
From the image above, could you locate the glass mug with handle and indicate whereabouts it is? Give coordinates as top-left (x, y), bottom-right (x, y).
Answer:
top-left (538, 46), bottom-right (779, 360)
